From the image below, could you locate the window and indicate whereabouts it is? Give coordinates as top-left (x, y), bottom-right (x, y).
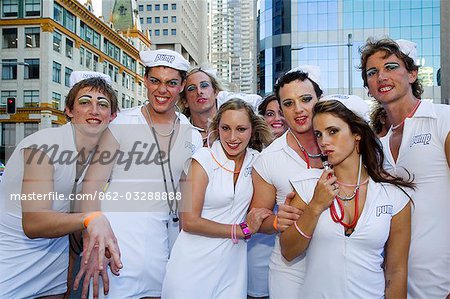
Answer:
top-left (155, 17), bottom-right (160, 23)
top-left (80, 47), bottom-right (85, 66)
top-left (24, 59), bottom-right (39, 79)
top-left (147, 17), bottom-right (151, 24)
top-left (163, 16), bottom-right (168, 23)
top-left (163, 4), bottom-right (168, 10)
top-left (2, 28), bottom-right (17, 48)
top-left (2, 0), bottom-right (19, 17)
top-left (155, 29), bottom-right (160, 36)
top-left (171, 16), bottom-right (176, 22)
top-left (85, 50), bottom-right (92, 69)
top-left (63, 8), bottom-right (76, 33)
top-left (23, 90), bottom-right (39, 107)
top-left (1, 123), bottom-right (16, 146)
top-left (163, 29), bottom-right (168, 36)
top-left (52, 61), bottom-right (61, 83)
top-left (52, 92), bottom-right (61, 109)
top-left (25, 27), bottom-right (39, 47)
top-left (54, 3), bottom-right (62, 23)
top-left (171, 29), bottom-right (176, 35)
top-left (53, 31), bottom-right (61, 52)
top-left (2, 59), bottom-right (17, 80)
top-left (146, 4), bottom-right (151, 11)
top-left (25, 0), bottom-right (40, 17)
top-left (24, 123), bottom-right (39, 137)
top-left (155, 4), bottom-right (160, 10)
top-left (113, 67), bottom-right (119, 82)
top-left (65, 67), bottom-right (72, 87)
top-left (65, 38), bottom-right (73, 58)
top-left (93, 55), bottom-right (98, 72)
top-left (1, 90), bottom-right (16, 107)
top-left (171, 3), bottom-right (177, 10)
top-left (138, 5), bottom-right (143, 11)
top-left (140, 17), bottom-right (143, 24)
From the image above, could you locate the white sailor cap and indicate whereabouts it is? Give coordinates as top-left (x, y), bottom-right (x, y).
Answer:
top-left (69, 71), bottom-right (112, 87)
top-left (396, 39), bottom-right (418, 64)
top-left (320, 94), bottom-right (370, 122)
top-left (216, 91), bottom-right (262, 113)
top-left (140, 49), bottom-right (190, 71)
top-left (286, 65), bottom-right (322, 91)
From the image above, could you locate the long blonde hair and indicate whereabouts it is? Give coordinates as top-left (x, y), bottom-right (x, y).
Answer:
top-left (208, 98), bottom-right (273, 152)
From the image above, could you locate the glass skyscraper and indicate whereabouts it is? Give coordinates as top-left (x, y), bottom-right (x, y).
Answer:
top-left (258, 0), bottom-right (441, 102)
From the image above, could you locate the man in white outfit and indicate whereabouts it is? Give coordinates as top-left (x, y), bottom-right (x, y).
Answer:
top-left (360, 37), bottom-right (450, 298)
top-left (249, 66), bottom-right (323, 298)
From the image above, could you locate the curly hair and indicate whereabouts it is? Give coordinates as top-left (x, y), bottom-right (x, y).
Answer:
top-left (208, 98), bottom-right (273, 152)
top-left (274, 71), bottom-right (323, 103)
top-left (359, 37), bottom-right (423, 99)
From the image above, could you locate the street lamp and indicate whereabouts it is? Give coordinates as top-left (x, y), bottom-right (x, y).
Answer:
top-left (291, 33), bottom-right (353, 94)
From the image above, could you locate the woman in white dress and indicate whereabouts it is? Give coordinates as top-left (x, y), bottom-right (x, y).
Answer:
top-left (162, 98), bottom-right (273, 299)
top-left (280, 96), bottom-right (415, 298)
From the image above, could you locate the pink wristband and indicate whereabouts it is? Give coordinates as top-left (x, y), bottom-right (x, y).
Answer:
top-left (231, 224), bottom-right (238, 244)
top-left (294, 221), bottom-right (312, 240)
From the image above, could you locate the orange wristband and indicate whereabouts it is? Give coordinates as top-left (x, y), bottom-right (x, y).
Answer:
top-left (83, 211), bottom-right (102, 229)
top-left (273, 215), bottom-right (279, 232)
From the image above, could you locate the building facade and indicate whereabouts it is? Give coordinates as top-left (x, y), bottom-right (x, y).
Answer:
top-left (0, 0), bottom-right (150, 161)
top-left (136, 0), bottom-right (208, 65)
top-left (210, 0), bottom-right (258, 93)
top-left (259, 0), bottom-right (442, 103)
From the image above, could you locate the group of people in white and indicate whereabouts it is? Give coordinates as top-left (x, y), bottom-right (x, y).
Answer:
top-left (0, 36), bottom-right (449, 299)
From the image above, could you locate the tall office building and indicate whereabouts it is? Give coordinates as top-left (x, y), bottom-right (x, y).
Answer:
top-left (258, 0), bottom-right (442, 103)
top-left (210, 0), bottom-right (258, 93)
top-left (0, 0), bottom-right (150, 160)
top-left (137, 0), bottom-right (208, 65)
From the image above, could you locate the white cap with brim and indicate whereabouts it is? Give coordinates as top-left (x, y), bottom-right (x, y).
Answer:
top-left (396, 39), bottom-right (418, 64)
top-left (69, 71), bottom-right (112, 87)
top-left (216, 91), bottom-right (262, 113)
top-left (287, 65), bottom-right (322, 91)
top-left (320, 94), bottom-right (370, 122)
top-left (140, 49), bottom-right (190, 71)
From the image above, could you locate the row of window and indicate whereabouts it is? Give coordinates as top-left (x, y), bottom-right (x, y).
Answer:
top-left (1, 90), bottom-right (61, 111)
top-left (1, 59), bottom-right (39, 80)
top-left (2, 27), bottom-right (40, 48)
top-left (149, 29), bottom-right (177, 37)
top-left (2, 0), bottom-right (40, 18)
top-left (138, 3), bottom-right (177, 12)
top-left (141, 15), bottom-right (177, 24)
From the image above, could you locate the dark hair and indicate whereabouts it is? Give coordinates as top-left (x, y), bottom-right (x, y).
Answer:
top-left (179, 67), bottom-right (224, 117)
top-left (64, 77), bottom-right (119, 121)
top-left (209, 98), bottom-right (273, 152)
top-left (359, 37), bottom-right (423, 99)
top-left (369, 103), bottom-right (388, 135)
top-left (313, 100), bottom-right (415, 190)
top-left (274, 71), bottom-right (323, 103)
top-left (144, 66), bottom-right (187, 82)
top-left (258, 94), bottom-right (277, 116)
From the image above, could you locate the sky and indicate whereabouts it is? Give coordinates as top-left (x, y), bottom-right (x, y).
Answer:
top-left (92, 0), bottom-right (102, 17)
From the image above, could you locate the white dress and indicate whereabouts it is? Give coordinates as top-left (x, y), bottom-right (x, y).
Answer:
top-left (97, 107), bottom-right (202, 298)
top-left (252, 131), bottom-right (308, 299)
top-left (0, 124), bottom-right (79, 298)
top-left (290, 169), bottom-right (410, 298)
top-left (381, 101), bottom-right (450, 298)
top-left (161, 141), bottom-right (258, 299)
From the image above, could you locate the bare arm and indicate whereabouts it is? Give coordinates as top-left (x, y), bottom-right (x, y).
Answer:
top-left (21, 149), bottom-right (85, 238)
top-left (445, 131), bottom-right (450, 169)
top-left (385, 202), bottom-right (411, 299)
top-left (280, 169), bottom-right (337, 261)
top-left (248, 169), bottom-right (278, 234)
top-left (181, 160), bottom-right (271, 238)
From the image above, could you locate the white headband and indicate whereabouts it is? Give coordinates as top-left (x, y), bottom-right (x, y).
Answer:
top-left (69, 71), bottom-right (112, 87)
top-left (320, 94), bottom-right (370, 122)
top-left (140, 49), bottom-right (190, 71)
top-left (216, 91), bottom-right (262, 113)
top-left (396, 39), bottom-right (418, 63)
